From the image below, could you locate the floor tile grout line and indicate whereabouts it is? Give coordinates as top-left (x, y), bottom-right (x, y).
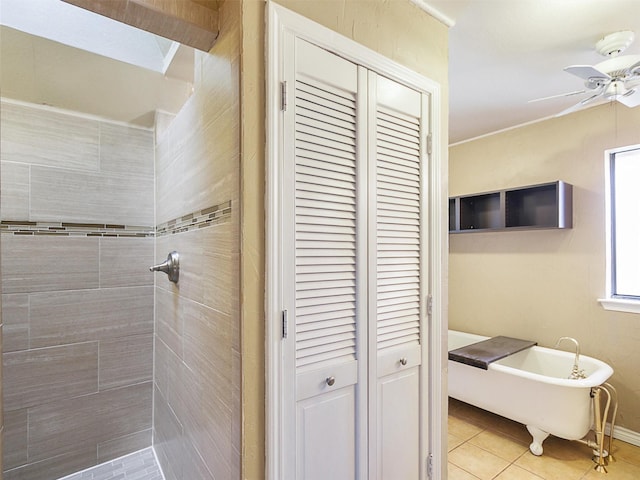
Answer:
top-left (449, 400), bottom-right (630, 480)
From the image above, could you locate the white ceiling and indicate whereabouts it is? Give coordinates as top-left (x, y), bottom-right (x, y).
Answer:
top-left (3, 0), bottom-right (639, 135)
top-left (423, 0), bottom-right (640, 144)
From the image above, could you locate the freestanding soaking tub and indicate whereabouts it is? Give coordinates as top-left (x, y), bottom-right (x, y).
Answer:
top-left (448, 330), bottom-right (614, 455)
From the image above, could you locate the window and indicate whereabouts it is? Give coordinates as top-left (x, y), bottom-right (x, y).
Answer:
top-left (600, 145), bottom-right (640, 313)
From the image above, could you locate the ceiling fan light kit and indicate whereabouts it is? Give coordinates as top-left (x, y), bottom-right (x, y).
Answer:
top-left (536, 30), bottom-right (640, 115)
top-left (595, 30), bottom-right (635, 57)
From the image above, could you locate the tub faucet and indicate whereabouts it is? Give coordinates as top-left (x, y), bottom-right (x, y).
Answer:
top-left (554, 337), bottom-right (586, 379)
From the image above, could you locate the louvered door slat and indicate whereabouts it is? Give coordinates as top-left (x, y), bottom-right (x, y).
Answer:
top-left (377, 309), bottom-right (420, 323)
top-left (296, 96), bottom-right (355, 121)
top-left (376, 102), bottom-right (422, 354)
top-left (296, 77), bottom-right (357, 107)
top-left (297, 317), bottom-right (356, 333)
top-left (377, 165), bottom-right (420, 183)
top-left (295, 73), bottom-right (358, 372)
top-left (297, 90), bottom-right (357, 117)
top-left (297, 131), bottom-right (356, 153)
top-left (297, 164), bottom-right (356, 184)
top-left (377, 126), bottom-right (420, 145)
top-left (297, 149), bottom-right (357, 170)
top-left (378, 110), bottom-right (420, 131)
top-left (377, 146), bottom-right (421, 163)
top-left (297, 305), bottom-right (355, 323)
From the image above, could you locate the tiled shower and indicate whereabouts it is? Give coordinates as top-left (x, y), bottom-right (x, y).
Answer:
top-left (1, 1), bottom-right (242, 479)
top-left (1, 99), bottom-right (156, 478)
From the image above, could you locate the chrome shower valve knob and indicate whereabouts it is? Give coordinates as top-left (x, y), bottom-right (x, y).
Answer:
top-left (150, 251), bottom-right (180, 283)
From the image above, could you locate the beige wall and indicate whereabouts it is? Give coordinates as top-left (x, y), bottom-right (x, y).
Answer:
top-left (449, 103), bottom-right (640, 433)
top-left (240, 1), bottom-right (449, 478)
top-left (152, 0), bottom-right (242, 479)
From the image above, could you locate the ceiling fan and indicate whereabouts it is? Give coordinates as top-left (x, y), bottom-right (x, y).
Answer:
top-left (531, 31), bottom-right (640, 116)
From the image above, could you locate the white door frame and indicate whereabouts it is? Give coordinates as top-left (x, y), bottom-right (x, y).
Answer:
top-left (265, 3), bottom-right (446, 479)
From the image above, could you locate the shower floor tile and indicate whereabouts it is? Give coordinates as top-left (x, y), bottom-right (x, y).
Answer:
top-left (57, 447), bottom-right (164, 480)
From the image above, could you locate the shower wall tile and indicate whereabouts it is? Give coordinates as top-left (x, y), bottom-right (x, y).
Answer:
top-left (1, 294), bottom-right (29, 352)
top-left (30, 166), bottom-right (153, 226)
top-left (28, 381), bottom-right (152, 463)
top-left (182, 301), bottom-right (233, 393)
top-left (155, 108), bottom-right (239, 225)
top-left (169, 357), bottom-right (201, 440)
top-left (98, 334), bottom-right (153, 390)
top-left (2, 99), bottom-right (155, 480)
top-left (168, 363), bottom-right (232, 480)
top-left (0, 162), bottom-right (29, 221)
top-left (99, 237), bottom-right (154, 288)
top-left (1, 235), bottom-right (99, 294)
top-left (153, 387), bottom-right (184, 480)
top-left (190, 377), bottom-right (233, 479)
top-left (155, 286), bottom-right (184, 358)
top-left (182, 440), bottom-right (216, 480)
top-left (153, 2), bottom-right (242, 478)
top-left (155, 221), bottom-right (239, 313)
top-left (154, 336), bottom-right (187, 416)
top-left (154, 239), bottom-right (241, 476)
top-left (3, 342), bottom-right (98, 410)
top-left (0, 101), bottom-right (100, 171)
top-left (29, 286), bottom-right (153, 348)
top-left (3, 409), bottom-right (27, 470)
top-left (97, 429), bottom-right (153, 463)
top-left (200, 225), bottom-right (240, 315)
top-left (99, 123), bottom-right (154, 177)
top-left (155, 230), bottom-right (205, 302)
top-left (167, 308), bottom-right (236, 479)
top-left (155, 47), bottom-right (240, 226)
top-left (1, 100), bottom-right (155, 226)
top-left (3, 444), bottom-right (97, 480)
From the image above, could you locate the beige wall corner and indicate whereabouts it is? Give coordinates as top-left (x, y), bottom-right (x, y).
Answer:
top-left (240, 0), bottom-right (266, 479)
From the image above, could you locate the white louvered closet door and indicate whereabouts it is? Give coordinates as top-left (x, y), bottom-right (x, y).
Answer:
top-left (369, 73), bottom-right (428, 480)
top-left (281, 35), bottom-right (429, 480)
top-left (282, 37), bottom-right (367, 480)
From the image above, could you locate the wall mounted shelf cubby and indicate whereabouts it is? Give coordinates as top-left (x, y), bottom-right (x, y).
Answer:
top-left (449, 181), bottom-right (573, 233)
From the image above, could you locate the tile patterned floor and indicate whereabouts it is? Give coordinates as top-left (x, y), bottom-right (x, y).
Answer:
top-left (52, 402), bottom-right (640, 480)
top-left (449, 398), bottom-right (640, 480)
top-left (57, 448), bottom-right (164, 480)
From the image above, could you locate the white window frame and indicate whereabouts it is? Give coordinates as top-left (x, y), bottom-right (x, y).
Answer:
top-left (599, 144), bottom-right (640, 314)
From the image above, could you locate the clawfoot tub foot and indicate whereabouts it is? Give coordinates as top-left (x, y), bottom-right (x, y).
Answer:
top-left (526, 425), bottom-right (550, 456)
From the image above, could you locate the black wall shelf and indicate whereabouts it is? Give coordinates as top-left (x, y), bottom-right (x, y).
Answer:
top-left (449, 181), bottom-right (573, 233)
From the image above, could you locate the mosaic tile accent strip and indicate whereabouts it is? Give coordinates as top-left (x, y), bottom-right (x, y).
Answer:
top-left (0, 221), bottom-right (154, 237)
top-left (57, 447), bottom-right (164, 480)
top-left (1, 202), bottom-right (231, 239)
top-left (156, 200), bottom-right (232, 236)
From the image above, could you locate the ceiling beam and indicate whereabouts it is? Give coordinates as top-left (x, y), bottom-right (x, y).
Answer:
top-left (61, 0), bottom-right (220, 51)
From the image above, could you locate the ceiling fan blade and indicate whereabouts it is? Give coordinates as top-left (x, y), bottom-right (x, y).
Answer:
top-left (555, 92), bottom-right (604, 117)
top-left (528, 90), bottom-right (586, 103)
top-left (617, 88), bottom-right (640, 108)
top-left (564, 65), bottom-right (611, 83)
top-left (625, 75), bottom-right (640, 89)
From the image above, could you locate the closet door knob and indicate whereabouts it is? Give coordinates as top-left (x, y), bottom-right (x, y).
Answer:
top-left (399, 357), bottom-right (408, 366)
top-left (326, 376), bottom-right (336, 386)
